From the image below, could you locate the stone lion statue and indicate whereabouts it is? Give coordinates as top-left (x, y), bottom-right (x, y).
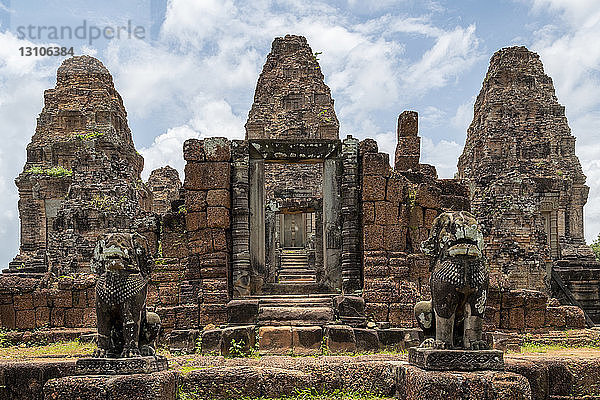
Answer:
top-left (91, 232), bottom-right (161, 358)
top-left (414, 211), bottom-right (489, 350)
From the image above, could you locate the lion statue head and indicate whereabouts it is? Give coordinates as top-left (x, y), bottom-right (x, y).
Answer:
top-left (91, 232), bottom-right (151, 276)
top-left (420, 210), bottom-right (484, 262)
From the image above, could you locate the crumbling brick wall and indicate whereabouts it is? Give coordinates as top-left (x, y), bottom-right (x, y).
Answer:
top-left (360, 112), bottom-right (470, 327)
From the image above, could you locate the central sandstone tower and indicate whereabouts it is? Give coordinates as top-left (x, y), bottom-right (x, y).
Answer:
top-left (245, 35), bottom-right (339, 140)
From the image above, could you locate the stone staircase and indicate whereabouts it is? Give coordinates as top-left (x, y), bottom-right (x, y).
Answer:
top-left (3, 253), bottom-right (48, 278)
top-left (553, 260), bottom-right (600, 325)
top-left (277, 248), bottom-right (316, 284)
top-left (254, 294), bottom-right (335, 326)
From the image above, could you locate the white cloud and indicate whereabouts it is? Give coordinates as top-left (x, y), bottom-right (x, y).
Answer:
top-left (420, 137), bottom-right (462, 178)
top-left (420, 106), bottom-right (446, 128)
top-left (406, 25), bottom-right (481, 93)
top-left (530, 0), bottom-right (600, 27)
top-left (525, 0), bottom-right (600, 242)
top-left (451, 99), bottom-right (474, 132)
top-left (0, 32), bottom-right (58, 268)
top-left (139, 125), bottom-right (199, 180)
top-left (115, 1), bottom-right (482, 181)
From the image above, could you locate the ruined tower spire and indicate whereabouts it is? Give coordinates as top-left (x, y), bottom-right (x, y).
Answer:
top-left (245, 35), bottom-right (339, 140)
top-left (457, 46), bottom-right (593, 293)
top-left (9, 55), bottom-right (151, 274)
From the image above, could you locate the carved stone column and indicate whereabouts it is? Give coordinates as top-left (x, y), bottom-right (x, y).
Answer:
top-left (231, 141), bottom-right (251, 297)
top-left (341, 136), bottom-right (361, 293)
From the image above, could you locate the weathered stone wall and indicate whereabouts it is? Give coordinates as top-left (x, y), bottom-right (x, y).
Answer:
top-left (264, 162), bottom-right (323, 203)
top-left (181, 138), bottom-right (232, 326)
top-left (360, 113), bottom-right (471, 326)
top-left (147, 166), bottom-right (182, 214)
top-left (483, 288), bottom-right (586, 332)
top-left (0, 275), bottom-right (96, 330)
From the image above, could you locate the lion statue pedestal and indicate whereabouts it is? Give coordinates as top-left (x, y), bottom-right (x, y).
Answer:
top-left (76, 232), bottom-right (167, 375)
top-left (409, 211), bottom-right (504, 371)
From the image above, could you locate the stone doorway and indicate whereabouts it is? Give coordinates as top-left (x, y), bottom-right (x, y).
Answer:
top-left (276, 210), bottom-right (317, 285)
top-left (231, 139), bottom-right (350, 297)
top-left (280, 211), bottom-right (315, 249)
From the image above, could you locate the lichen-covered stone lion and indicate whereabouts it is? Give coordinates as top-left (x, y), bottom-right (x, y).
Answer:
top-left (91, 232), bottom-right (161, 358)
top-left (414, 211), bottom-right (489, 350)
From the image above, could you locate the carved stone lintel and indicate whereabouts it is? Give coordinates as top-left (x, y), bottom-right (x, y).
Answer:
top-left (76, 356), bottom-right (168, 375)
top-left (408, 348), bottom-right (504, 371)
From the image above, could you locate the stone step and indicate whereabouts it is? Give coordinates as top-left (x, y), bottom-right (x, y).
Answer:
top-left (279, 270), bottom-right (316, 279)
top-left (280, 262), bottom-right (310, 267)
top-left (261, 282), bottom-right (335, 295)
top-left (280, 261), bottom-right (309, 266)
top-left (279, 279), bottom-right (317, 284)
top-left (249, 294), bottom-right (334, 299)
top-left (278, 272), bottom-right (315, 278)
top-left (279, 266), bottom-right (314, 271)
top-left (279, 272), bottom-right (316, 281)
top-left (258, 306), bottom-right (334, 324)
top-left (258, 298), bottom-right (332, 307)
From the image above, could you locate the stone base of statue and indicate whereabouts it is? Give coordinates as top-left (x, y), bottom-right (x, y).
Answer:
top-left (408, 348), bottom-right (504, 371)
top-left (76, 355), bottom-right (168, 375)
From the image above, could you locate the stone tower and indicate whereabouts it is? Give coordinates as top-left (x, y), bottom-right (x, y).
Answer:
top-left (457, 46), bottom-right (594, 293)
top-left (9, 56), bottom-right (152, 275)
top-left (147, 166), bottom-right (182, 214)
top-left (245, 34), bottom-right (339, 139)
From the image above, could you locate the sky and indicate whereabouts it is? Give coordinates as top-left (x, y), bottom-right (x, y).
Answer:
top-left (0, 0), bottom-right (598, 268)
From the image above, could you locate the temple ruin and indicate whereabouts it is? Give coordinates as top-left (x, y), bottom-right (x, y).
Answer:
top-left (0, 37), bottom-right (592, 341)
top-left (458, 46), bottom-right (600, 322)
top-left (8, 56), bottom-right (153, 277)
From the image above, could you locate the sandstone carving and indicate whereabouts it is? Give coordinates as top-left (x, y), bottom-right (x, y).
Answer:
top-left (415, 211), bottom-right (488, 349)
top-left (91, 232), bottom-right (160, 358)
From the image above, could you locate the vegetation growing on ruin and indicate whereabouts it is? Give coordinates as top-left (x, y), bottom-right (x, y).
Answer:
top-left (91, 193), bottom-right (127, 211)
top-left (76, 131), bottom-right (105, 140)
top-left (407, 187), bottom-right (417, 208)
top-left (228, 338), bottom-right (249, 358)
top-left (591, 234), bottom-right (600, 262)
top-left (26, 165), bottom-right (72, 177)
top-left (518, 341), bottom-right (600, 353)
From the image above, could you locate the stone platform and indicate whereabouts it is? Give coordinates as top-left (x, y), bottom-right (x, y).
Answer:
top-left (408, 348), bottom-right (504, 371)
top-left (0, 351), bottom-right (594, 399)
top-left (76, 356), bottom-right (168, 375)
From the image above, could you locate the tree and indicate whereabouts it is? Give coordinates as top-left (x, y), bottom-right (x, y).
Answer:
top-left (592, 234), bottom-right (600, 262)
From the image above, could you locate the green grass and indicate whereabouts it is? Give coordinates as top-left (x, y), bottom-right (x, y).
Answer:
top-left (515, 340), bottom-right (600, 354)
top-left (178, 387), bottom-right (390, 400)
top-left (0, 340), bottom-right (96, 359)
